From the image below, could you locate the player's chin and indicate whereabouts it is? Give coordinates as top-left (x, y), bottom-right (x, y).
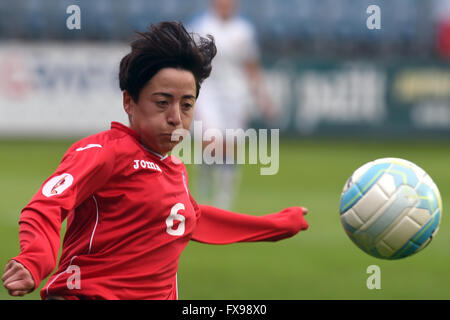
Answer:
top-left (159, 140), bottom-right (181, 155)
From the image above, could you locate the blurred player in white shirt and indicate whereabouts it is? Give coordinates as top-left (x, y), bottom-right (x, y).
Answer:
top-left (189, 0), bottom-right (276, 210)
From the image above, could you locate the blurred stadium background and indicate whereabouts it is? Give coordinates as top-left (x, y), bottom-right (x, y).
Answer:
top-left (1, 0), bottom-right (450, 300)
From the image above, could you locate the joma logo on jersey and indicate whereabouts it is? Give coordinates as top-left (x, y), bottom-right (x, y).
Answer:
top-left (133, 160), bottom-right (162, 172)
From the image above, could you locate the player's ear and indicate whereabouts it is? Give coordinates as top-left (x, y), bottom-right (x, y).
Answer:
top-left (123, 90), bottom-right (134, 116)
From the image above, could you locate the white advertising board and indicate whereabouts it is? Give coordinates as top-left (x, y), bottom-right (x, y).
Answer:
top-left (0, 42), bottom-right (129, 138)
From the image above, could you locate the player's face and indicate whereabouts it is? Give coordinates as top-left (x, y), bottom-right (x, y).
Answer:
top-left (213, 0), bottom-right (237, 20)
top-left (123, 67), bottom-right (197, 155)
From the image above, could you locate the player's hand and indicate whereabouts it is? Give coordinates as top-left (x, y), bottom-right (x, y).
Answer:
top-left (300, 206), bottom-right (309, 216)
top-left (2, 260), bottom-right (35, 297)
top-left (273, 206), bottom-right (309, 236)
top-left (259, 99), bottom-right (280, 121)
top-left (288, 206), bottom-right (309, 232)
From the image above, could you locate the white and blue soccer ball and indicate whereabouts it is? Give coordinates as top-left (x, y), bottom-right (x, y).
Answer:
top-left (340, 158), bottom-right (442, 259)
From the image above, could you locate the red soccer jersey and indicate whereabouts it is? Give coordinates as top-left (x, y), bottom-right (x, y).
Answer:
top-left (14, 122), bottom-right (199, 299)
top-left (12, 122), bottom-right (308, 300)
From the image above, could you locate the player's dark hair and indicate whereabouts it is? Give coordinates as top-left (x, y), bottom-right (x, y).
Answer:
top-left (119, 21), bottom-right (216, 102)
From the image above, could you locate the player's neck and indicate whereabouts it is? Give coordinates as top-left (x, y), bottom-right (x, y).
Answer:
top-left (141, 144), bottom-right (168, 160)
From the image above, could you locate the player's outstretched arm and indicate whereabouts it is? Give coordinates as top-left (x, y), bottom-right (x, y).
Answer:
top-left (192, 205), bottom-right (309, 244)
top-left (7, 141), bottom-right (114, 295)
top-left (2, 260), bottom-right (35, 297)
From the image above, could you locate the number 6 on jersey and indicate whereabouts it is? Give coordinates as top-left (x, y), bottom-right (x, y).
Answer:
top-left (166, 203), bottom-right (186, 236)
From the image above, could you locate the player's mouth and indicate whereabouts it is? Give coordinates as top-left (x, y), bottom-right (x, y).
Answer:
top-left (161, 133), bottom-right (183, 143)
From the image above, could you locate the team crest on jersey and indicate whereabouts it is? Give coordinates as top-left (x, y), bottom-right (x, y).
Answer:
top-left (42, 173), bottom-right (74, 197)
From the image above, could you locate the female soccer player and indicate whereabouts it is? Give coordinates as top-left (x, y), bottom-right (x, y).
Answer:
top-left (1, 22), bottom-right (308, 300)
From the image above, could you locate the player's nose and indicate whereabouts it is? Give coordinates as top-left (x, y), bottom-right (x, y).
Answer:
top-left (167, 104), bottom-right (182, 127)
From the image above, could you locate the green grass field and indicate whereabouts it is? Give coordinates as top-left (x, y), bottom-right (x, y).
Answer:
top-left (1, 138), bottom-right (449, 300)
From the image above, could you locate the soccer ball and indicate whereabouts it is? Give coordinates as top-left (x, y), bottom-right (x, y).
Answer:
top-left (339, 158), bottom-right (442, 259)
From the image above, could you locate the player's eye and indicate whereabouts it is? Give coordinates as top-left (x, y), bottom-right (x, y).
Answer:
top-left (156, 100), bottom-right (168, 107)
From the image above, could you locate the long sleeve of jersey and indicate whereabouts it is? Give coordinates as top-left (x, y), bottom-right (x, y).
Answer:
top-left (192, 204), bottom-right (308, 244)
top-left (12, 143), bottom-right (114, 289)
